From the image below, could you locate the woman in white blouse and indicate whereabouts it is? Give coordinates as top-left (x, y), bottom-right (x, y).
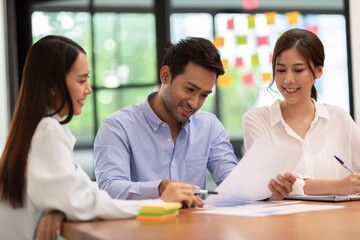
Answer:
top-left (243, 28), bottom-right (360, 196)
top-left (0, 35), bottom-right (201, 240)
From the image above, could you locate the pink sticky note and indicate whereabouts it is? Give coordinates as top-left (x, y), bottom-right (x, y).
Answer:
top-left (243, 73), bottom-right (254, 86)
top-left (306, 25), bottom-right (318, 35)
top-left (243, 0), bottom-right (259, 10)
top-left (235, 57), bottom-right (244, 67)
top-left (227, 18), bottom-right (234, 29)
top-left (269, 54), bottom-right (273, 64)
top-left (257, 36), bottom-right (268, 46)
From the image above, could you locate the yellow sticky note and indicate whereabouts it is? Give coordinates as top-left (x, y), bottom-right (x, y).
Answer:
top-left (286, 11), bottom-right (300, 25)
top-left (217, 74), bottom-right (232, 89)
top-left (214, 37), bottom-right (224, 48)
top-left (264, 12), bottom-right (277, 25)
top-left (251, 55), bottom-right (259, 66)
top-left (140, 202), bottom-right (182, 211)
top-left (261, 73), bottom-right (272, 82)
top-left (237, 36), bottom-right (247, 45)
top-left (222, 59), bottom-right (229, 69)
top-left (248, 15), bottom-right (255, 28)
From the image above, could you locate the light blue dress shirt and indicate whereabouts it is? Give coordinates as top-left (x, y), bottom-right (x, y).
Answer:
top-left (94, 92), bottom-right (238, 200)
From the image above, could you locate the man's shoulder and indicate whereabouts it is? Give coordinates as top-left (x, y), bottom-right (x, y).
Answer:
top-left (192, 110), bottom-right (217, 120)
top-left (105, 104), bottom-right (143, 123)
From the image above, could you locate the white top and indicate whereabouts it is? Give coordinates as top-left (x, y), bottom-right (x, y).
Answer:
top-left (0, 115), bottom-right (161, 240)
top-left (243, 100), bottom-right (360, 195)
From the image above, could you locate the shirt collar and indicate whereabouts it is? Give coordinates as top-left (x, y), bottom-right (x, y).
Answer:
top-left (140, 91), bottom-right (191, 133)
top-left (141, 92), bottom-right (167, 133)
top-left (270, 99), bottom-right (330, 127)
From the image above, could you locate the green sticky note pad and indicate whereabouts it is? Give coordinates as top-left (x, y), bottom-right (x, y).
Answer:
top-left (248, 15), bottom-right (255, 28)
top-left (237, 36), bottom-right (247, 45)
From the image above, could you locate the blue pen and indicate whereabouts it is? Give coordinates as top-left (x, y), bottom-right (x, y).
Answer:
top-left (334, 155), bottom-right (355, 174)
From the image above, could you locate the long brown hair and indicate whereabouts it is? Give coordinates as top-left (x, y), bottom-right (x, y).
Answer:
top-left (269, 28), bottom-right (325, 101)
top-left (0, 35), bottom-right (85, 208)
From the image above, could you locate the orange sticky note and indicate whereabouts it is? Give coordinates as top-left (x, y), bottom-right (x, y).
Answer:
top-left (227, 18), bottom-right (234, 29)
top-left (261, 73), bottom-right (272, 82)
top-left (243, 73), bottom-right (254, 86)
top-left (257, 36), bottom-right (268, 46)
top-left (285, 11), bottom-right (300, 25)
top-left (306, 25), bottom-right (318, 35)
top-left (248, 15), bottom-right (255, 28)
top-left (214, 37), bottom-right (224, 48)
top-left (251, 55), bottom-right (259, 66)
top-left (222, 59), bottom-right (229, 69)
top-left (235, 57), bottom-right (244, 67)
top-left (237, 36), bottom-right (247, 45)
top-left (243, 0), bottom-right (259, 10)
top-left (217, 74), bottom-right (232, 89)
top-left (264, 12), bottom-right (277, 25)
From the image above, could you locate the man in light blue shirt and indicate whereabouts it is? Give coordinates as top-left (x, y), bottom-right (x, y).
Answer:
top-left (94, 37), bottom-right (295, 205)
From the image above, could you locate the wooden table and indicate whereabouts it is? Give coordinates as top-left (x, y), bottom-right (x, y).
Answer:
top-left (62, 201), bottom-right (360, 240)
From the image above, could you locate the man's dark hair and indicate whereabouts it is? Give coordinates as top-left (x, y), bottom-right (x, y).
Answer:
top-left (161, 37), bottom-right (224, 81)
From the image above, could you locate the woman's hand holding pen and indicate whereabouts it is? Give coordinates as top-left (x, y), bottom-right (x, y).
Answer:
top-left (334, 173), bottom-right (360, 195)
top-left (160, 181), bottom-right (204, 208)
top-left (268, 173), bottom-right (296, 200)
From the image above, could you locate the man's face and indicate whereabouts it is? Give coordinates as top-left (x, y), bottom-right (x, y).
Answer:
top-left (161, 61), bottom-right (217, 123)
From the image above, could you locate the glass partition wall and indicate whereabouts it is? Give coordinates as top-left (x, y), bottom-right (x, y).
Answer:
top-left (30, 0), bottom-right (349, 182)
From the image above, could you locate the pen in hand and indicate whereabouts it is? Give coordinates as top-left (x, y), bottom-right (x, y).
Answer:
top-left (193, 189), bottom-right (218, 195)
top-left (334, 155), bottom-right (355, 174)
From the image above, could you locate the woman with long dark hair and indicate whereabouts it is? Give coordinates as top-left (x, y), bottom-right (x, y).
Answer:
top-left (0, 35), bottom-right (199, 240)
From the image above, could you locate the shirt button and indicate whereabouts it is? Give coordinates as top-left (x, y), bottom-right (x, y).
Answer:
top-left (162, 124), bottom-right (166, 127)
top-left (168, 138), bottom-right (171, 142)
top-left (171, 162), bottom-right (174, 166)
top-left (153, 127), bottom-right (157, 131)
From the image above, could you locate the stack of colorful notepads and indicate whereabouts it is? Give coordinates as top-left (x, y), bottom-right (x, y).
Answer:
top-left (136, 202), bottom-right (182, 221)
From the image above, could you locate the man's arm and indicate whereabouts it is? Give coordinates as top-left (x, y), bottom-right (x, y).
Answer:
top-left (207, 117), bottom-right (238, 185)
top-left (94, 119), bottom-right (161, 200)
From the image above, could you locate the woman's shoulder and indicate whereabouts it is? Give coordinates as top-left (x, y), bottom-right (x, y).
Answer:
top-left (244, 101), bottom-right (278, 119)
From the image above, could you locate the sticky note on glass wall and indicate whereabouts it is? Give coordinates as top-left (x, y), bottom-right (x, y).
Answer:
top-left (243, 73), bottom-right (254, 86)
top-left (285, 11), bottom-right (300, 25)
top-left (306, 25), bottom-right (318, 35)
top-left (227, 18), bottom-right (234, 29)
top-left (214, 37), bottom-right (224, 48)
top-left (222, 59), bottom-right (229, 69)
top-left (237, 36), bottom-right (247, 45)
top-left (243, 0), bottom-right (259, 10)
top-left (257, 36), bottom-right (268, 46)
top-left (217, 74), bottom-right (232, 89)
top-left (248, 15), bottom-right (255, 28)
top-left (261, 73), bottom-right (272, 82)
top-left (264, 12), bottom-right (277, 25)
top-left (235, 57), bottom-right (244, 67)
top-left (251, 55), bottom-right (259, 66)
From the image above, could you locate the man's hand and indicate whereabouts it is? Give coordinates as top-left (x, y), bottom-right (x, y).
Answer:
top-left (269, 173), bottom-right (296, 200)
top-left (159, 181), bottom-right (204, 207)
top-left (36, 210), bottom-right (66, 240)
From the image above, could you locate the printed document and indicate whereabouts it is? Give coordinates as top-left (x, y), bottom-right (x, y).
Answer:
top-left (205, 138), bottom-right (302, 206)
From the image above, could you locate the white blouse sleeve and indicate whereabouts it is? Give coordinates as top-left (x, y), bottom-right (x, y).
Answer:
top-left (27, 118), bottom-right (161, 221)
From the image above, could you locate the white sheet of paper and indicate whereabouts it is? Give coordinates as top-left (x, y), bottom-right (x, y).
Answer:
top-left (198, 201), bottom-right (344, 217)
top-left (205, 138), bottom-right (302, 206)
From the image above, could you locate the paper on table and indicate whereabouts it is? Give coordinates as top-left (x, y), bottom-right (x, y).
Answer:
top-left (198, 201), bottom-right (344, 217)
top-left (205, 138), bottom-right (302, 206)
